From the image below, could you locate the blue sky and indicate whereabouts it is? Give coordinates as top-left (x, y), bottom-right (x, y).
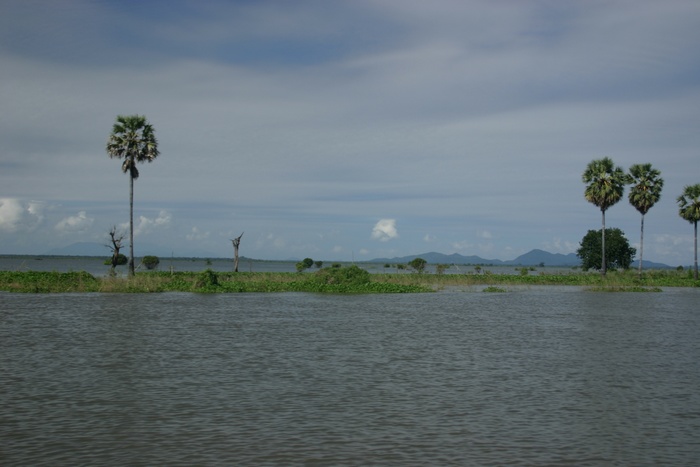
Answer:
top-left (1, 0), bottom-right (699, 264)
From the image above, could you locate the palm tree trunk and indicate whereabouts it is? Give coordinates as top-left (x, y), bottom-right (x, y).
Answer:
top-left (129, 156), bottom-right (135, 277)
top-left (601, 209), bottom-right (606, 276)
top-left (638, 214), bottom-right (645, 277)
top-left (694, 221), bottom-right (698, 281)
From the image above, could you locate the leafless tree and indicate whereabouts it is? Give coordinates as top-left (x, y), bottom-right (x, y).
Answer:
top-left (106, 226), bottom-right (125, 275)
top-left (231, 232), bottom-right (244, 272)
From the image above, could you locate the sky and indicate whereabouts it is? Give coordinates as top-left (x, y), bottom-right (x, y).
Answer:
top-left (1, 0), bottom-right (699, 264)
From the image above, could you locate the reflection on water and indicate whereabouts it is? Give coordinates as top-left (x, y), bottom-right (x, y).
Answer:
top-left (2, 290), bottom-right (699, 465)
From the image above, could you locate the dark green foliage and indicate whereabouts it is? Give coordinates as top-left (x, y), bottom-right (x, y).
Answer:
top-left (296, 257), bottom-right (315, 272)
top-left (313, 265), bottom-right (370, 286)
top-left (194, 269), bottom-right (219, 290)
top-left (314, 261), bottom-right (323, 268)
top-left (408, 257), bottom-right (427, 273)
top-left (0, 271), bottom-right (99, 293)
top-left (142, 255), bottom-right (160, 270)
top-left (104, 253), bottom-right (128, 266)
top-left (577, 228), bottom-right (636, 271)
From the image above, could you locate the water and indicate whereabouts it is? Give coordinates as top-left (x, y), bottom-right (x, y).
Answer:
top-left (2, 289), bottom-right (699, 465)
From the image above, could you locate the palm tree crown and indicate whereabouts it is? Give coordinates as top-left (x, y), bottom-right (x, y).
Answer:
top-left (582, 157), bottom-right (628, 212)
top-left (677, 184), bottom-right (700, 224)
top-left (677, 183), bottom-right (700, 280)
top-left (628, 163), bottom-right (663, 215)
top-left (106, 115), bottom-right (159, 179)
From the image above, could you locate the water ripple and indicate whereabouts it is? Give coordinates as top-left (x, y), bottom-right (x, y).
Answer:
top-left (2, 290), bottom-right (700, 465)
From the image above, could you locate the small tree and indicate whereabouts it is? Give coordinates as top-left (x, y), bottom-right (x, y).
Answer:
top-left (142, 255), bottom-right (160, 270)
top-left (408, 257), bottom-right (427, 273)
top-left (296, 257), bottom-right (314, 272)
top-left (577, 228), bottom-right (636, 271)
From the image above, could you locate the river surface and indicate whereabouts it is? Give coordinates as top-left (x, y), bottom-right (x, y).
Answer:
top-left (2, 289), bottom-right (699, 466)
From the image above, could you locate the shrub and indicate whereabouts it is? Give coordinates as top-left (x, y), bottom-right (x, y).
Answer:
top-left (313, 265), bottom-right (371, 286)
top-left (104, 253), bottom-right (128, 266)
top-left (142, 255), bottom-right (160, 270)
top-left (194, 269), bottom-right (219, 289)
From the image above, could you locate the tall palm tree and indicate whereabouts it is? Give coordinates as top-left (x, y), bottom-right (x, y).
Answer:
top-left (106, 115), bottom-right (159, 276)
top-left (582, 157), bottom-right (628, 276)
top-left (628, 163), bottom-right (663, 276)
top-left (677, 184), bottom-right (700, 280)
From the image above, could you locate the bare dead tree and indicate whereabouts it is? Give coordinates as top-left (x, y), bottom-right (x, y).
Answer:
top-left (106, 226), bottom-right (125, 275)
top-left (231, 232), bottom-right (244, 272)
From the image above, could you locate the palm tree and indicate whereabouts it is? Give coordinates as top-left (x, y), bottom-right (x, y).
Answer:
top-left (628, 163), bottom-right (663, 276)
top-left (582, 157), bottom-right (628, 276)
top-left (677, 184), bottom-right (700, 280)
top-left (106, 115), bottom-right (159, 276)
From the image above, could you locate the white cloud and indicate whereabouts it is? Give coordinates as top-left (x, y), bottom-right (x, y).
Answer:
top-left (186, 226), bottom-right (210, 241)
top-left (55, 211), bottom-right (94, 233)
top-left (0, 198), bottom-right (44, 232)
top-left (424, 234), bottom-right (436, 243)
top-left (120, 210), bottom-right (172, 237)
top-left (371, 219), bottom-right (398, 242)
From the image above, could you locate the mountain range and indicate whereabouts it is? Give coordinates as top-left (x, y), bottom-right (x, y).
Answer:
top-left (370, 249), bottom-right (671, 269)
top-left (42, 243), bottom-right (671, 268)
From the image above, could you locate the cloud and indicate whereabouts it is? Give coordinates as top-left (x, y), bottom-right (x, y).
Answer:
top-left (424, 234), bottom-right (436, 243)
top-left (371, 219), bottom-right (398, 242)
top-left (0, 198), bottom-right (44, 232)
top-left (120, 210), bottom-right (172, 237)
top-left (55, 211), bottom-right (94, 233)
top-left (186, 226), bottom-right (210, 241)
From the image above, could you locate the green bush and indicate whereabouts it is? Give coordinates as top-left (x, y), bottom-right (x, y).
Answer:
top-left (142, 255), bottom-right (160, 270)
top-left (104, 253), bottom-right (127, 266)
top-left (194, 269), bottom-right (219, 290)
top-left (313, 265), bottom-right (371, 286)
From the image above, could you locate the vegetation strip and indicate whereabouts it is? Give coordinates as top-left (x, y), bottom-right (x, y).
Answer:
top-left (0, 267), bottom-right (697, 294)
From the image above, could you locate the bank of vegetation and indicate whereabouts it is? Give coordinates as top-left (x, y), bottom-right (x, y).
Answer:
top-left (0, 266), bottom-right (697, 294)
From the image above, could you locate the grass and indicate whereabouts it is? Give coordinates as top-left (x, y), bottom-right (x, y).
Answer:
top-left (0, 268), bottom-right (697, 294)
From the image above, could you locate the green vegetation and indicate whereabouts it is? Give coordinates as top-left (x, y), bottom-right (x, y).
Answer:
top-left (408, 257), bottom-right (427, 273)
top-left (103, 253), bottom-right (127, 266)
top-left (577, 228), bottom-right (636, 272)
top-left (142, 255), bottom-right (160, 270)
top-left (1, 267), bottom-right (697, 294)
top-left (296, 257), bottom-right (315, 272)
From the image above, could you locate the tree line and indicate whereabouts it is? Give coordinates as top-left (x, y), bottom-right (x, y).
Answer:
top-left (582, 157), bottom-right (700, 279)
top-left (103, 114), bottom-right (700, 280)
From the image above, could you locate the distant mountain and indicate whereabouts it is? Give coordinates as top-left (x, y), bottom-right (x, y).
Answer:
top-left (504, 249), bottom-right (580, 266)
top-left (370, 249), bottom-right (673, 268)
top-left (371, 249), bottom-right (578, 266)
top-left (370, 251), bottom-right (505, 265)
